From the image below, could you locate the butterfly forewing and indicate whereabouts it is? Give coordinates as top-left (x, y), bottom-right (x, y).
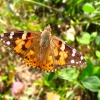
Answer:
top-left (0, 26), bottom-right (86, 72)
top-left (0, 31), bottom-right (40, 55)
top-left (51, 36), bottom-right (86, 70)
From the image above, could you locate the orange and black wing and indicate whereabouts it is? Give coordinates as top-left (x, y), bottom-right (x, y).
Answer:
top-left (50, 36), bottom-right (86, 70)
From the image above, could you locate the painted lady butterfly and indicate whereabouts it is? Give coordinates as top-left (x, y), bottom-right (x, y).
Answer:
top-left (0, 26), bottom-right (86, 72)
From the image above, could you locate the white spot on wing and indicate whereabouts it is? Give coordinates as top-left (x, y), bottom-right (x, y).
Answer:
top-left (71, 59), bottom-right (75, 63)
top-left (76, 62), bottom-right (78, 64)
top-left (80, 56), bottom-right (84, 60)
top-left (72, 53), bottom-right (75, 57)
top-left (72, 48), bottom-right (76, 53)
top-left (22, 31), bottom-right (27, 40)
top-left (9, 35), bottom-right (13, 39)
top-left (72, 49), bottom-right (76, 57)
top-left (9, 31), bottom-right (14, 39)
top-left (6, 41), bottom-right (10, 45)
top-left (10, 31), bottom-right (14, 35)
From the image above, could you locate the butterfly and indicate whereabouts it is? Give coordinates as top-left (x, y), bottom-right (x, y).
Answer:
top-left (0, 25), bottom-right (86, 72)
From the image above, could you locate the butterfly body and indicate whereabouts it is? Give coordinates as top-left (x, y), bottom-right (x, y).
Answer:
top-left (0, 26), bottom-right (86, 72)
